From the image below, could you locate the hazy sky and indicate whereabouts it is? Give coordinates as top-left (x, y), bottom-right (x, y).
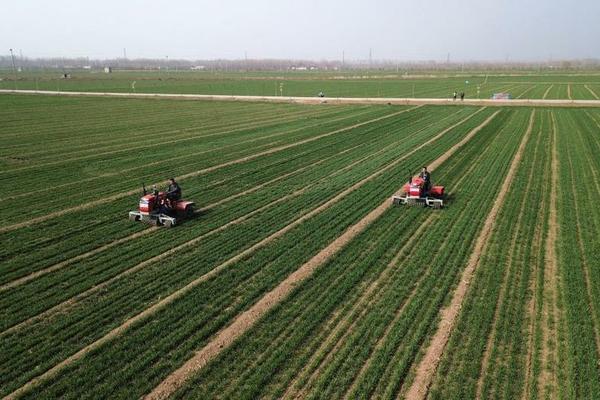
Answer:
top-left (2, 0), bottom-right (599, 61)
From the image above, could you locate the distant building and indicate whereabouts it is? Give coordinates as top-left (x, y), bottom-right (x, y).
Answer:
top-left (190, 65), bottom-right (206, 70)
top-left (83, 65), bottom-right (92, 70)
top-left (104, 67), bottom-right (112, 74)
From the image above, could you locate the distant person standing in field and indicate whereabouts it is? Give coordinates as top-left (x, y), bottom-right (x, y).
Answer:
top-left (460, 92), bottom-right (465, 101)
top-left (453, 91), bottom-right (457, 101)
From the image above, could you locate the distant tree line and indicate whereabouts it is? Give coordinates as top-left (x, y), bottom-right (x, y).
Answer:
top-left (1, 55), bottom-right (599, 72)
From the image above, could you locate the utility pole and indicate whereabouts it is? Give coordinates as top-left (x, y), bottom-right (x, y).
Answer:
top-left (123, 48), bottom-right (127, 59)
top-left (9, 48), bottom-right (17, 89)
top-left (342, 50), bottom-right (345, 70)
top-left (369, 48), bottom-right (372, 70)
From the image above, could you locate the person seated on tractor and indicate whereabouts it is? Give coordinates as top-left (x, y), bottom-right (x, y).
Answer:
top-left (166, 177), bottom-right (181, 209)
top-left (420, 166), bottom-right (431, 194)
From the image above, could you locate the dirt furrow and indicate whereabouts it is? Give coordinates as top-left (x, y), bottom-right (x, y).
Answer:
top-left (537, 112), bottom-right (560, 399)
top-left (474, 118), bottom-right (541, 400)
top-left (144, 109), bottom-right (496, 400)
top-left (0, 107), bottom-right (416, 235)
top-left (404, 110), bottom-right (536, 400)
top-left (584, 85), bottom-right (600, 100)
top-left (542, 85), bottom-right (554, 100)
top-left (284, 216), bottom-right (438, 400)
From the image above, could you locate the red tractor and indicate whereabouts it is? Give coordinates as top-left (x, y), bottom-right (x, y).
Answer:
top-left (392, 176), bottom-right (445, 208)
top-left (129, 185), bottom-right (195, 228)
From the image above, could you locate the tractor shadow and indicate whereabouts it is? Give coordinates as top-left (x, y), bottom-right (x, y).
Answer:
top-left (443, 192), bottom-right (456, 207)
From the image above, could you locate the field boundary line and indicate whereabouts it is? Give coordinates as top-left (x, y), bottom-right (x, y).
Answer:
top-left (567, 84), bottom-right (573, 100)
top-left (542, 85), bottom-right (554, 100)
top-left (537, 112), bottom-right (560, 399)
top-left (4, 89), bottom-right (600, 107)
top-left (404, 109), bottom-right (536, 400)
top-left (584, 84), bottom-right (600, 100)
top-left (144, 109), bottom-right (497, 400)
top-left (0, 107), bottom-right (417, 234)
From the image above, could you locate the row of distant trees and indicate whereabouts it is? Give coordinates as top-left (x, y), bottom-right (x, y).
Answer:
top-left (1, 56), bottom-right (599, 72)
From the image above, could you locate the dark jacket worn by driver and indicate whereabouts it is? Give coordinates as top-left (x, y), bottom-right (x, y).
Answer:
top-left (167, 182), bottom-right (182, 201)
top-left (420, 171), bottom-right (431, 190)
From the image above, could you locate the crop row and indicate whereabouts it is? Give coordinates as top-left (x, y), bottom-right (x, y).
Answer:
top-left (550, 109), bottom-right (600, 399)
top-left (427, 110), bottom-right (551, 399)
top-left (165, 109), bottom-right (531, 399)
top-left (1, 106), bottom-right (492, 398)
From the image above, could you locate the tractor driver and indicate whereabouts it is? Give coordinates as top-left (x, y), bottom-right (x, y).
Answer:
top-left (420, 166), bottom-right (431, 193)
top-left (166, 177), bottom-right (181, 208)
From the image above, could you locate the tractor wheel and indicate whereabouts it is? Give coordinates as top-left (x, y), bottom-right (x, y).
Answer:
top-left (129, 214), bottom-right (139, 222)
top-left (150, 218), bottom-right (159, 226)
top-left (185, 206), bottom-right (195, 219)
top-left (164, 220), bottom-right (173, 228)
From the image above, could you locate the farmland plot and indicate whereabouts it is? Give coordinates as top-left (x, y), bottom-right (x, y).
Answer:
top-left (1, 92), bottom-right (599, 400)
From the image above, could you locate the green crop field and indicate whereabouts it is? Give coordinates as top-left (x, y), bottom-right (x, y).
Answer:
top-left (3, 69), bottom-right (600, 100)
top-left (1, 92), bottom-right (599, 399)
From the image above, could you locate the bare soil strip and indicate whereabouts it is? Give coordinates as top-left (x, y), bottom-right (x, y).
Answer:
top-left (0, 107), bottom-right (415, 235)
top-left (285, 216), bottom-right (439, 400)
top-left (3, 89), bottom-right (600, 107)
top-left (521, 126), bottom-right (547, 400)
top-left (475, 118), bottom-right (542, 400)
top-left (144, 110), bottom-right (497, 400)
top-left (404, 110), bottom-right (536, 400)
top-left (537, 113), bottom-right (560, 399)
top-left (584, 84), bottom-right (600, 100)
top-left (542, 85), bottom-right (554, 100)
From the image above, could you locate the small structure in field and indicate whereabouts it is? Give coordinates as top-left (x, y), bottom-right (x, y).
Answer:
top-left (104, 66), bottom-right (112, 74)
top-left (492, 92), bottom-right (512, 100)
